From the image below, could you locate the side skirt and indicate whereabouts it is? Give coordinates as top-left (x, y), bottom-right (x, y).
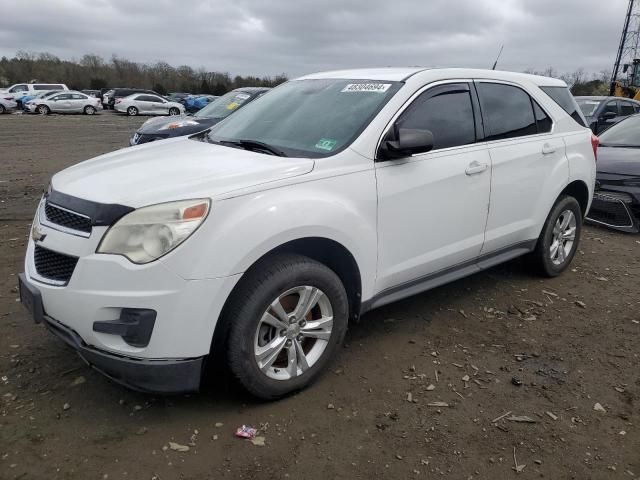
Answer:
top-left (360, 240), bottom-right (537, 314)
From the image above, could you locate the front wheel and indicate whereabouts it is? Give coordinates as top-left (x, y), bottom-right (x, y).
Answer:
top-left (127, 106), bottom-right (138, 116)
top-left (530, 195), bottom-right (582, 277)
top-left (37, 105), bottom-right (50, 115)
top-left (225, 253), bottom-right (349, 399)
top-left (0, 104), bottom-right (5, 114)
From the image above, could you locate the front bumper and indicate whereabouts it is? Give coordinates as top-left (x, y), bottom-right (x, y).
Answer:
top-left (586, 191), bottom-right (640, 233)
top-left (19, 273), bottom-right (204, 394)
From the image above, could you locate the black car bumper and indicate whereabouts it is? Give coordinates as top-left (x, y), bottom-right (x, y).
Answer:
top-left (18, 273), bottom-right (204, 394)
top-left (586, 191), bottom-right (640, 233)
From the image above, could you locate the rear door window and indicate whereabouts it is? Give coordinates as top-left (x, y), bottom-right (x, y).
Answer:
top-left (620, 101), bottom-right (636, 116)
top-left (540, 86), bottom-right (587, 127)
top-left (533, 101), bottom-right (552, 133)
top-left (394, 82), bottom-right (476, 151)
top-left (476, 82), bottom-right (538, 141)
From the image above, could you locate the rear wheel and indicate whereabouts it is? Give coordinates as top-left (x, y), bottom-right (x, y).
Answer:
top-left (37, 105), bottom-right (50, 115)
top-left (168, 107), bottom-right (180, 116)
top-left (530, 195), bottom-right (582, 277)
top-left (127, 106), bottom-right (138, 116)
top-left (225, 253), bottom-right (349, 399)
top-left (84, 105), bottom-right (96, 115)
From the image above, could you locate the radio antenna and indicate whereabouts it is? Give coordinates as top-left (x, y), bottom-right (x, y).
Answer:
top-left (492, 45), bottom-right (504, 70)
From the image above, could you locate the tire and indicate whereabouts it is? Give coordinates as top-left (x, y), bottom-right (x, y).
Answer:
top-left (168, 107), bottom-right (180, 116)
top-left (225, 253), bottom-right (349, 400)
top-left (84, 105), bottom-right (96, 115)
top-left (0, 104), bottom-right (5, 114)
top-left (127, 106), bottom-right (138, 116)
top-left (37, 105), bottom-right (50, 115)
top-left (530, 195), bottom-right (582, 277)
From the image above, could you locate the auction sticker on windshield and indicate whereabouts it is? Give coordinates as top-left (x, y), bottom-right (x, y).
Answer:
top-left (315, 138), bottom-right (337, 151)
top-left (341, 83), bottom-right (391, 93)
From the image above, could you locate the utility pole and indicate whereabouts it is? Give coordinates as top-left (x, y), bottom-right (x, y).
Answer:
top-left (610, 0), bottom-right (640, 94)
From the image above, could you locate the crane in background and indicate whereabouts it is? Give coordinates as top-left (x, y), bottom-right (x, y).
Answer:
top-left (610, 0), bottom-right (640, 98)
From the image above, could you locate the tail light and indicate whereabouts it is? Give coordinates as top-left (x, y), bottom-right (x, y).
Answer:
top-left (591, 133), bottom-right (599, 162)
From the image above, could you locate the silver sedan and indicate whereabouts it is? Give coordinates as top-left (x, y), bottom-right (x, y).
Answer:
top-left (115, 93), bottom-right (184, 116)
top-left (26, 91), bottom-right (102, 115)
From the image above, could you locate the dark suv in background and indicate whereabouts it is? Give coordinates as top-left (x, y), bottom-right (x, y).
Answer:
top-left (576, 96), bottom-right (640, 134)
top-left (107, 88), bottom-right (163, 110)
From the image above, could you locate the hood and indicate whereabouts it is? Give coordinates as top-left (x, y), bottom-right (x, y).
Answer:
top-left (137, 115), bottom-right (218, 134)
top-left (52, 137), bottom-right (315, 207)
top-left (597, 146), bottom-right (640, 176)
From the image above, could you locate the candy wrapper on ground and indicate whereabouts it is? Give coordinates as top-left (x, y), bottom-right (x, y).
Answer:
top-left (235, 425), bottom-right (258, 439)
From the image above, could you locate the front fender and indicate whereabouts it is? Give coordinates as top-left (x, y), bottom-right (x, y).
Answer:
top-left (159, 170), bottom-right (379, 300)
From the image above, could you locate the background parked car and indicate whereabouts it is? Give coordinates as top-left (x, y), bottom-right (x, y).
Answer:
top-left (130, 87), bottom-right (269, 145)
top-left (576, 96), bottom-right (640, 134)
top-left (26, 91), bottom-right (101, 115)
top-left (167, 92), bottom-right (192, 103)
top-left (0, 96), bottom-right (18, 114)
top-left (107, 88), bottom-right (162, 110)
top-left (102, 89), bottom-right (114, 109)
top-left (0, 83), bottom-right (68, 102)
top-left (586, 114), bottom-right (640, 232)
top-left (82, 89), bottom-right (101, 98)
top-left (115, 93), bottom-right (184, 116)
top-left (182, 94), bottom-right (219, 113)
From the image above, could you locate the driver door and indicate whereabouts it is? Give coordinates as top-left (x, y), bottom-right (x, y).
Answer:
top-left (374, 82), bottom-right (491, 293)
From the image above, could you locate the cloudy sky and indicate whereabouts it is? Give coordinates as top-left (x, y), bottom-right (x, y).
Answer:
top-left (0, 0), bottom-right (629, 77)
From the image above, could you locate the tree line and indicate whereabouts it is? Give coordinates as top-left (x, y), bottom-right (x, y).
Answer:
top-left (0, 51), bottom-right (288, 95)
top-left (0, 51), bottom-right (613, 97)
top-left (523, 67), bottom-right (612, 96)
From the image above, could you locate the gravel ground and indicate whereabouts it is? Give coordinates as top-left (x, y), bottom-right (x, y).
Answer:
top-left (0, 112), bottom-right (639, 480)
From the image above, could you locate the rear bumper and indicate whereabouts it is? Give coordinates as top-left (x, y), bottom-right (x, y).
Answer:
top-left (19, 273), bottom-right (204, 394)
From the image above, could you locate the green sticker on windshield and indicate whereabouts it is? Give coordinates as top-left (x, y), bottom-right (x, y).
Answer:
top-left (315, 138), bottom-right (337, 151)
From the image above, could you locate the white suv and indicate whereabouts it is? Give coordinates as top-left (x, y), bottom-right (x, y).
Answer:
top-left (19, 68), bottom-right (596, 399)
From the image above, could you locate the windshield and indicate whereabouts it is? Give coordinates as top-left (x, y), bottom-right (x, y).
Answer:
top-left (207, 79), bottom-right (402, 157)
top-left (576, 99), bottom-right (602, 117)
top-left (599, 115), bottom-right (640, 147)
top-left (195, 91), bottom-right (254, 119)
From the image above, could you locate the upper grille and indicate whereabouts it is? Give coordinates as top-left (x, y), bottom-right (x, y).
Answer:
top-left (44, 202), bottom-right (92, 234)
top-left (34, 245), bottom-right (79, 284)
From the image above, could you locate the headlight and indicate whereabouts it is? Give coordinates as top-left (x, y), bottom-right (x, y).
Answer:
top-left (97, 199), bottom-right (210, 264)
top-left (158, 119), bottom-right (198, 130)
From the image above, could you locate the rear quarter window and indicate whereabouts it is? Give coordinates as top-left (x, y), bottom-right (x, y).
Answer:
top-left (540, 86), bottom-right (587, 127)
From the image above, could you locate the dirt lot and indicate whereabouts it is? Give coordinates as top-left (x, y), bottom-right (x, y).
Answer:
top-left (1, 112), bottom-right (639, 480)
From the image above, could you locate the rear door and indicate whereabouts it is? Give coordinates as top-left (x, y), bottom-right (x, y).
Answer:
top-left (476, 81), bottom-right (566, 254)
top-left (146, 95), bottom-right (167, 114)
top-left (69, 93), bottom-right (88, 112)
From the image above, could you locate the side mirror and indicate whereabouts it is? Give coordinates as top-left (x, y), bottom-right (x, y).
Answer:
top-left (602, 111), bottom-right (617, 120)
top-left (379, 128), bottom-right (434, 160)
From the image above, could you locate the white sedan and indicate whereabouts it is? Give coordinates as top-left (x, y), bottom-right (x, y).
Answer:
top-left (115, 93), bottom-right (184, 116)
top-left (25, 91), bottom-right (101, 115)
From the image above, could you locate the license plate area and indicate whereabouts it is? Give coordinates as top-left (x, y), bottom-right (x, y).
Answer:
top-left (18, 273), bottom-right (44, 324)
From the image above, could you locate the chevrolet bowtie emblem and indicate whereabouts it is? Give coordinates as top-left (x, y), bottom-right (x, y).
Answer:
top-left (31, 223), bottom-right (46, 243)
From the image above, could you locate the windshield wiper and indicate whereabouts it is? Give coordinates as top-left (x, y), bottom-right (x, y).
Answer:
top-left (216, 139), bottom-right (287, 157)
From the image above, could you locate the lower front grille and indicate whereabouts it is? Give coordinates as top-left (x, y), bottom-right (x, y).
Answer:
top-left (587, 193), bottom-right (635, 229)
top-left (33, 245), bottom-right (79, 284)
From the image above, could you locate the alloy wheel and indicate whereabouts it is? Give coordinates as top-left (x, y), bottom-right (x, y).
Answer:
top-left (549, 209), bottom-right (576, 266)
top-left (254, 285), bottom-right (333, 380)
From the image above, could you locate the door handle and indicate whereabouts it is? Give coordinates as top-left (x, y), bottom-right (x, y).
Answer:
top-left (542, 143), bottom-right (556, 155)
top-left (465, 161), bottom-right (488, 175)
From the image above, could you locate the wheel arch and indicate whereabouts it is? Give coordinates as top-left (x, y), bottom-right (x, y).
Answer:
top-left (559, 179), bottom-right (590, 217)
top-left (207, 236), bottom-right (363, 364)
